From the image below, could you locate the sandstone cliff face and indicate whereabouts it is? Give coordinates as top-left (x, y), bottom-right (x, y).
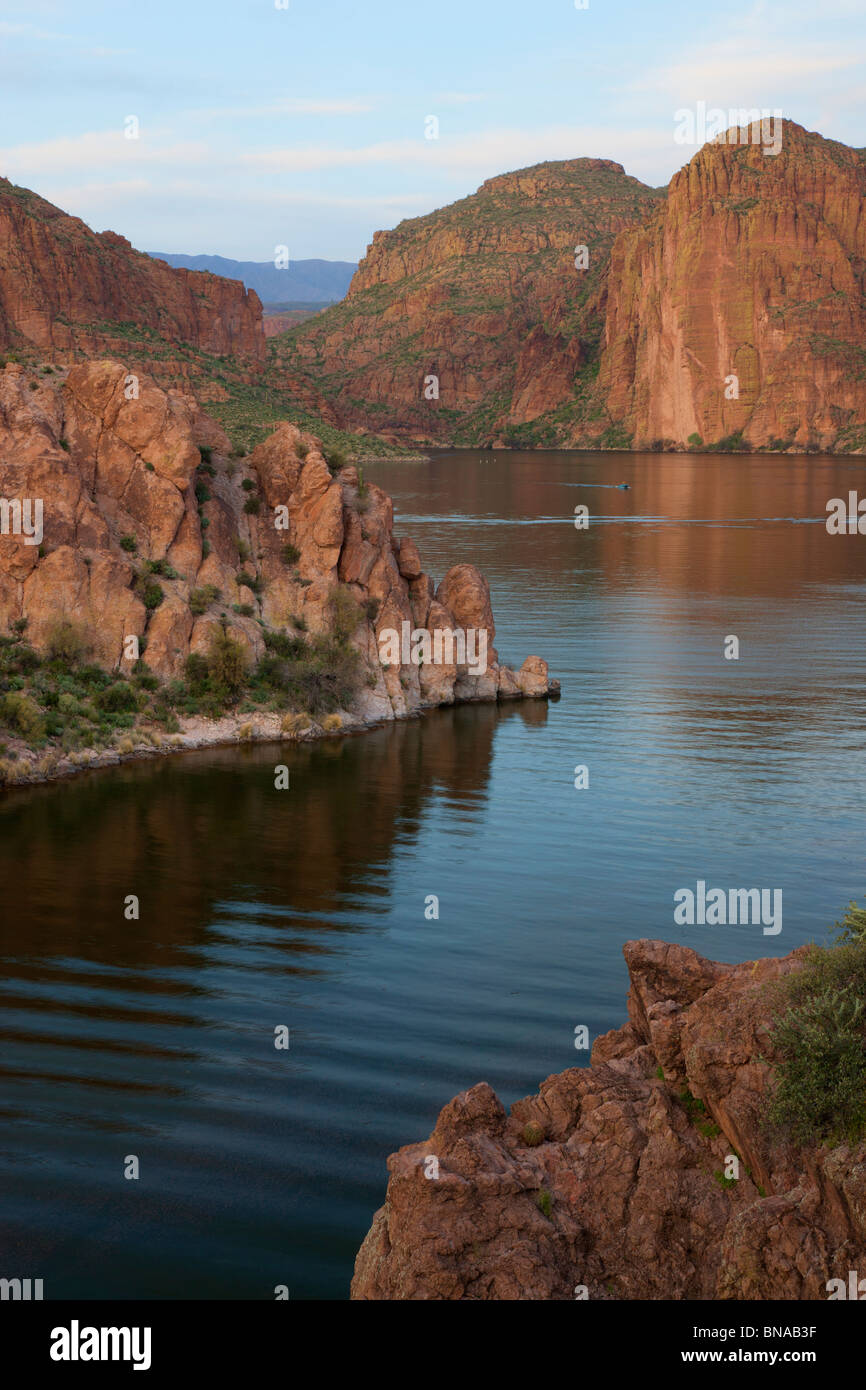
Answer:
top-left (273, 123), bottom-right (866, 454)
top-left (0, 360), bottom-right (549, 715)
top-left (271, 160), bottom-right (661, 446)
top-left (0, 179), bottom-right (265, 366)
top-left (352, 939), bottom-right (866, 1300)
top-left (596, 122), bottom-right (866, 452)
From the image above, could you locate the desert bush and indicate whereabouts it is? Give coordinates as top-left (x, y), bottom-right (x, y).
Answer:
top-left (206, 625), bottom-right (248, 698)
top-left (328, 585), bottom-right (362, 644)
top-left (189, 585), bottom-right (222, 616)
top-left (45, 618), bottom-right (92, 665)
top-left (96, 682), bottom-right (138, 714)
top-left (766, 905), bottom-right (866, 1145)
top-left (0, 691), bottom-right (46, 741)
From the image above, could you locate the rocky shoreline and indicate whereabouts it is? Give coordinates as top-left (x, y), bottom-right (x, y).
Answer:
top-left (0, 678), bottom-right (558, 792)
top-left (351, 938), bottom-right (866, 1300)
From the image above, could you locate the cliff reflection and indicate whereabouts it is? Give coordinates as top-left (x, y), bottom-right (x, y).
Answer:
top-left (0, 699), bottom-right (546, 974)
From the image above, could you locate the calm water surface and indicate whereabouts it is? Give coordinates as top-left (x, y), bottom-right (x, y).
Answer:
top-left (2, 449), bottom-right (866, 1298)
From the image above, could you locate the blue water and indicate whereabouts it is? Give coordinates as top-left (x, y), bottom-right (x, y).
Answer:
top-left (1, 449), bottom-right (865, 1298)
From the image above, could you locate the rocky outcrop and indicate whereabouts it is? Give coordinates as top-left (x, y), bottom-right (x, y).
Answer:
top-left (0, 360), bottom-right (552, 714)
top-left (598, 121), bottom-right (866, 452)
top-left (0, 179), bottom-right (265, 366)
top-left (351, 939), bottom-right (866, 1300)
top-left (271, 159), bottom-right (662, 446)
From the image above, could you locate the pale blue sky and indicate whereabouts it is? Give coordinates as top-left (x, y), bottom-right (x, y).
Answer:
top-left (0, 0), bottom-right (863, 260)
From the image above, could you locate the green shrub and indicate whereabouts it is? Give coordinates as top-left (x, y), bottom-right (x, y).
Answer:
top-left (199, 446), bottom-right (213, 465)
top-left (120, 535), bottom-right (138, 553)
top-left (326, 449), bottom-right (347, 474)
top-left (328, 585), bottom-right (362, 643)
top-left (189, 585), bottom-right (222, 616)
top-left (243, 495), bottom-right (261, 516)
top-left (282, 543), bottom-right (301, 565)
top-left (0, 691), bottom-right (46, 741)
top-left (241, 478), bottom-right (255, 492)
top-left (833, 899), bottom-right (866, 946)
top-left (145, 558), bottom-right (178, 579)
top-left (235, 571), bottom-right (262, 595)
top-left (768, 970), bottom-right (866, 1145)
top-left (96, 682), bottom-right (138, 714)
top-left (195, 482), bottom-right (212, 506)
top-left (45, 618), bottom-right (91, 665)
top-left (206, 625), bottom-right (248, 698)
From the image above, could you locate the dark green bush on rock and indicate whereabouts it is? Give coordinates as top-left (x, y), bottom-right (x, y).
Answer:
top-left (767, 902), bottom-right (866, 1146)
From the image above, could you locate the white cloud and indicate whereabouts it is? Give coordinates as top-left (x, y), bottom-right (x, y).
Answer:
top-left (246, 124), bottom-right (666, 177)
top-left (192, 97), bottom-right (376, 119)
top-left (0, 129), bottom-right (211, 175)
top-left (635, 45), bottom-right (861, 99)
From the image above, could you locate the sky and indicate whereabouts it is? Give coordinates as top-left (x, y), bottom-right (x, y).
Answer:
top-left (0, 0), bottom-right (864, 262)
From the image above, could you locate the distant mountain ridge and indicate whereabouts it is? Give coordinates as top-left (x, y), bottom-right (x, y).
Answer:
top-left (146, 253), bottom-right (357, 305)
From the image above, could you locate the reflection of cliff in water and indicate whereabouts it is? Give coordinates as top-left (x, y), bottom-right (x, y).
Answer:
top-left (0, 699), bottom-right (547, 974)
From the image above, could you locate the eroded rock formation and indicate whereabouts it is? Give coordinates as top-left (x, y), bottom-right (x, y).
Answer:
top-left (352, 939), bottom-right (865, 1299)
top-left (0, 360), bottom-right (551, 715)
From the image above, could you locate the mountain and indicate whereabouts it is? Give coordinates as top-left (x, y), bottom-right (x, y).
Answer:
top-left (270, 159), bottom-right (663, 446)
top-left (0, 178), bottom-right (264, 365)
top-left (0, 177), bottom-right (393, 456)
top-left (274, 123), bottom-right (866, 453)
top-left (599, 121), bottom-right (866, 453)
top-left (147, 253), bottom-right (357, 305)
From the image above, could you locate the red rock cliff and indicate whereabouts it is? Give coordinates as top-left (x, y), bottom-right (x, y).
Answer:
top-left (598, 121), bottom-right (866, 452)
top-left (0, 178), bottom-right (265, 364)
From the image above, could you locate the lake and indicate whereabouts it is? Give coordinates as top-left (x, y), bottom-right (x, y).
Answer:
top-left (2, 448), bottom-right (865, 1298)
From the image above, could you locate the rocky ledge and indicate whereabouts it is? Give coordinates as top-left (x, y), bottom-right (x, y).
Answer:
top-left (352, 939), bottom-right (866, 1300)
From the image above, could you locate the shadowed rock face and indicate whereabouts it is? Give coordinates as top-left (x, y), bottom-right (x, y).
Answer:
top-left (0, 360), bottom-right (550, 711)
top-left (597, 121), bottom-right (866, 452)
top-left (351, 939), bottom-right (866, 1300)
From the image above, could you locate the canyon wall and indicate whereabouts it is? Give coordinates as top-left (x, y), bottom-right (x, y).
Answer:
top-left (0, 179), bottom-right (265, 370)
top-left (597, 122), bottom-right (866, 452)
top-left (271, 159), bottom-right (662, 446)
